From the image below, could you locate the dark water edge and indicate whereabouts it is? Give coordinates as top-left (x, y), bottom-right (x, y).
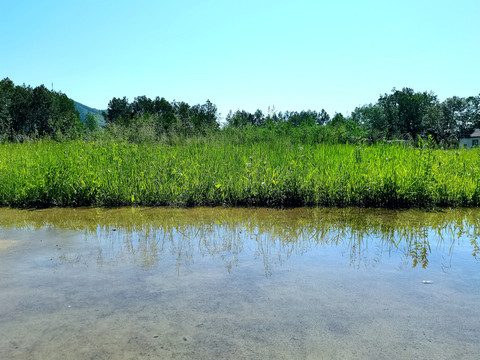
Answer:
top-left (0, 207), bottom-right (479, 359)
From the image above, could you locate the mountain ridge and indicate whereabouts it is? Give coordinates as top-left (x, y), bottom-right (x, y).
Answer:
top-left (74, 101), bottom-right (106, 126)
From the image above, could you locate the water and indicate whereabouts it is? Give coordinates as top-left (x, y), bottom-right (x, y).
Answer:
top-left (0, 207), bottom-right (479, 359)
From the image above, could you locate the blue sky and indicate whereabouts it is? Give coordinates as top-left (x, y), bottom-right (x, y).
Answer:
top-left (1, 0), bottom-right (479, 120)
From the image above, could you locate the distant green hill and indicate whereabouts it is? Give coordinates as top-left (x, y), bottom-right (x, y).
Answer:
top-left (74, 101), bottom-right (106, 127)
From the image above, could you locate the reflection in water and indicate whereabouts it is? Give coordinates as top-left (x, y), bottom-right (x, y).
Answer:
top-left (0, 207), bottom-right (479, 273)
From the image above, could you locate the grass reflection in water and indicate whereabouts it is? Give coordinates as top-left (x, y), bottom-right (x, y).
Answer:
top-left (0, 207), bottom-right (479, 273)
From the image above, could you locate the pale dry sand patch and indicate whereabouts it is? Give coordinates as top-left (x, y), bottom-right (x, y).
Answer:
top-left (0, 239), bottom-right (16, 252)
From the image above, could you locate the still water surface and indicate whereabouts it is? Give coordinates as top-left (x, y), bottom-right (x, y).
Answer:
top-left (0, 207), bottom-right (479, 359)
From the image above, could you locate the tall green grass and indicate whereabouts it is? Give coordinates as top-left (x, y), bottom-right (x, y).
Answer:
top-left (0, 136), bottom-right (479, 208)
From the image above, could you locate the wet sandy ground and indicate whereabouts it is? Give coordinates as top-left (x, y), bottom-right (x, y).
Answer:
top-left (0, 209), bottom-right (479, 359)
top-left (0, 239), bottom-right (16, 252)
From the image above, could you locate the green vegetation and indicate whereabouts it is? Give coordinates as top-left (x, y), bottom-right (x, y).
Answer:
top-left (1, 78), bottom-right (480, 209)
top-left (1, 135), bottom-right (479, 208)
top-left (2, 77), bottom-right (480, 146)
top-left (0, 78), bottom-right (83, 141)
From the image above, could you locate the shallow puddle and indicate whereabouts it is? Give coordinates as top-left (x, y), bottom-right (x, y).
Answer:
top-left (0, 207), bottom-right (479, 359)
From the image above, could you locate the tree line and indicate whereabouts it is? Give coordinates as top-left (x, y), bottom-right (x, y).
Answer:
top-left (0, 78), bottom-right (83, 141)
top-left (1, 77), bottom-right (479, 145)
top-left (226, 88), bottom-right (480, 146)
top-left (352, 88), bottom-right (480, 144)
top-left (104, 96), bottom-right (218, 136)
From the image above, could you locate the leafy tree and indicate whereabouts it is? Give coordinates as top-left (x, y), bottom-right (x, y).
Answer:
top-left (30, 85), bottom-right (55, 136)
top-left (253, 109), bottom-right (265, 126)
top-left (422, 103), bottom-right (446, 141)
top-left (172, 101), bottom-right (192, 134)
top-left (153, 97), bottom-right (175, 129)
top-left (317, 109), bottom-right (330, 125)
top-left (132, 95), bottom-right (154, 117)
top-left (24, 85), bottom-right (83, 139)
top-left (439, 96), bottom-right (466, 139)
top-left (0, 79), bottom-right (83, 140)
top-left (351, 104), bottom-right (385, 141)
top-left (9, 84), bottom-right (33, 137)
top-left (464, 95), bottom-right (480, 133)
top-left (287, 111), bottom-right (312, 127)
top-left (330, 112), bottom-right (346, 126)
top-left (226, 110), bottom-right (254, 127)
top-left (377, 88), bottom-right (437, 139)
top-left (85, 113), bottom-right (99, 132)
top-left (190, 100), bottom-right (219, 132)
top-left (0, 78), bottom-right (15, 139)
top-left (51, 92), bottom-right (83, 139)
top-left (106, 97), bottom-right (132, 125)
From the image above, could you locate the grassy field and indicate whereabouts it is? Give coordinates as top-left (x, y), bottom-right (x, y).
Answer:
top-left (0, 136), bottom-right (479, 208)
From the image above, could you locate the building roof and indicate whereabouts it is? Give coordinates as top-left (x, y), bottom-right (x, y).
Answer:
top-left (470, 129), bottom-right (480, 137)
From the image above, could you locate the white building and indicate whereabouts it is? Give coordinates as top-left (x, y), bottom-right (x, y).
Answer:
top-left (460, 129), bottom-right (480, 149)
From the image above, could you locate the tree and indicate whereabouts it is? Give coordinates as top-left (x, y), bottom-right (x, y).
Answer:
top-left (253, 109), bottom-right (265, 126)
top-left (0, 78), bottom-right (15, 139)
top-left (50, 92), bottom-right (83, 139)
top-left (200, 99), bottom-right (218, 129)
top-left (351, 104), bottom-right (385, 140)
top-left (9, 84), bottom-right (32, 136)
top-left (30, 85), bottom-right (54, 136)
top-left (378, 88), bottom-right (437, 139)
top-left (226, 110), bottom-right (253, 127)
top-left (132, 95), bottom-right (154, 117)
top-left (106, 97), bottom-right (132, 125)
top-left (0, 79), bottom-right (81, 140)
top-left (85, 113), bottom-right (99, 132)
top-left (440, 96), bottom-right (466, 139)
top-left (422, 103), bottom-right (446, 141)
top-left (464, 95), bottom-right (480, 134)
top-left (330, 112), bottom-right (346, 126)
top-left (172, 100), bottom-right (192, 134)
top-left (152, 97), bottom-right (175, 132)
top-left (317, 109), bottom-right (330, 125)
top-left (190, 100), bottom-right (219, 132)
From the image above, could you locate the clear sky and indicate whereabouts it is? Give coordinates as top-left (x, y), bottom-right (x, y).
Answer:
top-left (1, 0), bottom-right (479, 120)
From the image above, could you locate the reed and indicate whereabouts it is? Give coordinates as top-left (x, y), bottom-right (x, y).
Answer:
top-left (0, 136), bottom-right (479, 208)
